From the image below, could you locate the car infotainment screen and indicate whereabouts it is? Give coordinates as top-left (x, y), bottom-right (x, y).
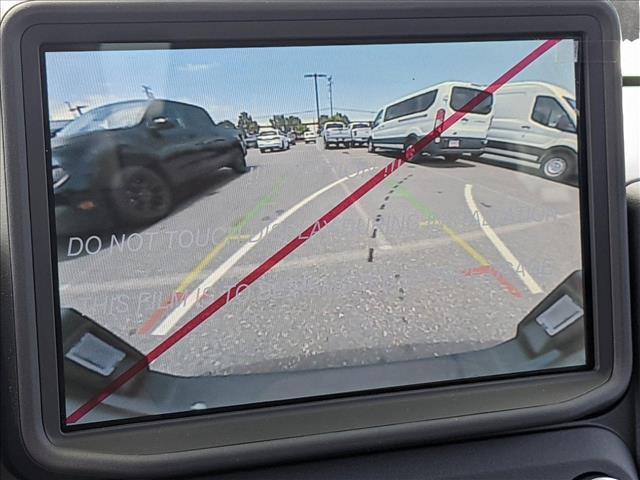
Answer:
top-left (44, 38), bottom-right (587, 427)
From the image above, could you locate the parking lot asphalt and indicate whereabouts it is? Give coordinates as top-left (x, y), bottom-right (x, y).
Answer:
top-left (57, 142), bottom-right (582, 376)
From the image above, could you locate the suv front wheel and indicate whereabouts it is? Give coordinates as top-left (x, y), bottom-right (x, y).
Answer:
top-left (110, 166), bottom-right (173, 225)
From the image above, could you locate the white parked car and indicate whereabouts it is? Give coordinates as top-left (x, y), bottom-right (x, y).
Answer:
top-left (303, 130), bottom-right (317, 143)
top-left (482, 81), bottom-right (578, 181)
top-left (257, 128), bottom-right (290, 153)
top-left (368, 81), bottom-right (494, 161)
top-left (348, 122), bottom-right (371, 148)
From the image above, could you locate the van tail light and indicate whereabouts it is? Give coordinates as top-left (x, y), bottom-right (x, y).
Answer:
top-left (434, 108), bottom-right (446, 143)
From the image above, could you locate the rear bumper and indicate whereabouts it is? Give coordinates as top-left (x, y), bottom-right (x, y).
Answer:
top-left (424, 137), bottom-right (487, 156)
top-left (324, 136), bottom-right (350, 144)
top-left (258, 140), bottom-right (284, 149)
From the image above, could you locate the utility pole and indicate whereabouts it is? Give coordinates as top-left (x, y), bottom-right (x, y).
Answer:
top-left (142, 85), bottom-right (155, 99)
top-left (304, 73), bottom-right (327, 131)
top-left (327, 76), bottom-right (334, 117)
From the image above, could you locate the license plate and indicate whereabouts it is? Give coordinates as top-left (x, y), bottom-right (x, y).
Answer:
top-left (449, 139), bottom-right (460, 148)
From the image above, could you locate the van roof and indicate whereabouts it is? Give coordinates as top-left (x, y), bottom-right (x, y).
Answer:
top-left (381, 81), bottom-right (487, 111)
top-left (494, 81), bottom-right (575, 99)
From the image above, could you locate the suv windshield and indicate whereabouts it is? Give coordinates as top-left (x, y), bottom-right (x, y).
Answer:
top-left (325, 122), bottom-right (344, 129)
top-left (57, 102), bottom-right (147, 137)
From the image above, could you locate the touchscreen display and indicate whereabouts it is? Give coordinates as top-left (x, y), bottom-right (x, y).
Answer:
top-left (44, 38), bottom-right (586, 426)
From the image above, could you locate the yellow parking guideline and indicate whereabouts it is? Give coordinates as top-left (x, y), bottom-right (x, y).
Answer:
top-left (393, 183), bottom-right (490, 267)
top-left (174, 182), bottom-right (282, 295)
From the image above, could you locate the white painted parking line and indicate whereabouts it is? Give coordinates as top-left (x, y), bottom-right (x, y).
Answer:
top-left (464, 184), bottom-right (543, 295)
top-left (152, 172), bottom-right (363, 336)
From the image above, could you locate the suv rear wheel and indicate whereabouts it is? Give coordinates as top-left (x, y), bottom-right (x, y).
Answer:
top-left (403, 135), bottom-right (419, 162)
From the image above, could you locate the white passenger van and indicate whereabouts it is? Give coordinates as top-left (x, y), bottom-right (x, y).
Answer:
top-left (481, 81), bottom-right (578, 181)
top-left (368, 81), bottom-right (493, 161)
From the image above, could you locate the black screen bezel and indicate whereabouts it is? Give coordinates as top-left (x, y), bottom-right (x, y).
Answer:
top-left (0, 1), bottom-right (630, 478)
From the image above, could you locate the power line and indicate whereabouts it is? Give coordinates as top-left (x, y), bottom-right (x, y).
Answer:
top-left (333, 106), bottom-right (377, 114)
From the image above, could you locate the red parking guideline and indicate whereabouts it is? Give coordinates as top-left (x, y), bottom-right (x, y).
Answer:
top-left (66, 38), bottom-right (561, 424)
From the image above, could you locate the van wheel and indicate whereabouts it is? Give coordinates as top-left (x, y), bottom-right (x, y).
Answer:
top-left (540, 150), bottom-right (576, 182)
top-left (403, 136), bottom-right (419, 161)
top-left (367, 139), bottom-right (376, 153)
top-left (110, 166), bottom-right (173, 225)
top-left (231, 149), bottom-right (249, 174)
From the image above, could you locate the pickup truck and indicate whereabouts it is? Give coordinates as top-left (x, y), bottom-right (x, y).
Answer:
top-left (322, 122), bottom-right (350, 149)
top-left (348, 122), bottom-right (372, 148)
top-left (50, 99), bottom-right (248, 228)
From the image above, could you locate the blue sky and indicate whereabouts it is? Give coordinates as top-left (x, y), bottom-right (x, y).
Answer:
top-left (45, 39), bottom-right (576, 124)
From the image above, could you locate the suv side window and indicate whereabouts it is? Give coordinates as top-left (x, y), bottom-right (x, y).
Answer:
top-left (531, 96), bottom-right (576, 133)
top-left (372, 110), bottom-right (383, 128)
top-left (150, 103), bottom-right (214, 131)
top-left (182, 105), bottom-right (216, 130)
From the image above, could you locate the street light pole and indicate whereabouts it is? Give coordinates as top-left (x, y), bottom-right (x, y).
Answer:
top-left (304, 73), bottom-right (327, 131)
top-left (327, 76), bottom-right (334, 117)
top-left (142, 85), bottom-right (155, 99)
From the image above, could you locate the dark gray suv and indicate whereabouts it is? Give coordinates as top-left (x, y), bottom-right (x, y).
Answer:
top-left (52, 99), bottom-right (248, 228)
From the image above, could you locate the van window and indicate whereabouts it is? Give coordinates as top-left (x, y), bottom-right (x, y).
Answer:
top-left (532, 96), bottom-right (576, 133)
top-left (450, 87), bottom-right (493, 115)
top-left (384, 90), bottom-right (437, 121)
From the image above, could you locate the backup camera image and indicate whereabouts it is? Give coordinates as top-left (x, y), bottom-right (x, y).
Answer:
top-left (44, 39), bottom-right (586, 426)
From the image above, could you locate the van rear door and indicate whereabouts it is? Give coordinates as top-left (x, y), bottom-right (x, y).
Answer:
top-left (448, 86), bottom-right (493, 139)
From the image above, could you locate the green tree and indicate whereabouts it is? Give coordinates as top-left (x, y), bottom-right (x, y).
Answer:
top-left (237, 112), bottom-right (259, 135)
top-left (286, 116), bottom-right (305, 134)
top-left (269, 114), bottom-right (287, 131)
top-left (319, 112), bottom-right (350, 128)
